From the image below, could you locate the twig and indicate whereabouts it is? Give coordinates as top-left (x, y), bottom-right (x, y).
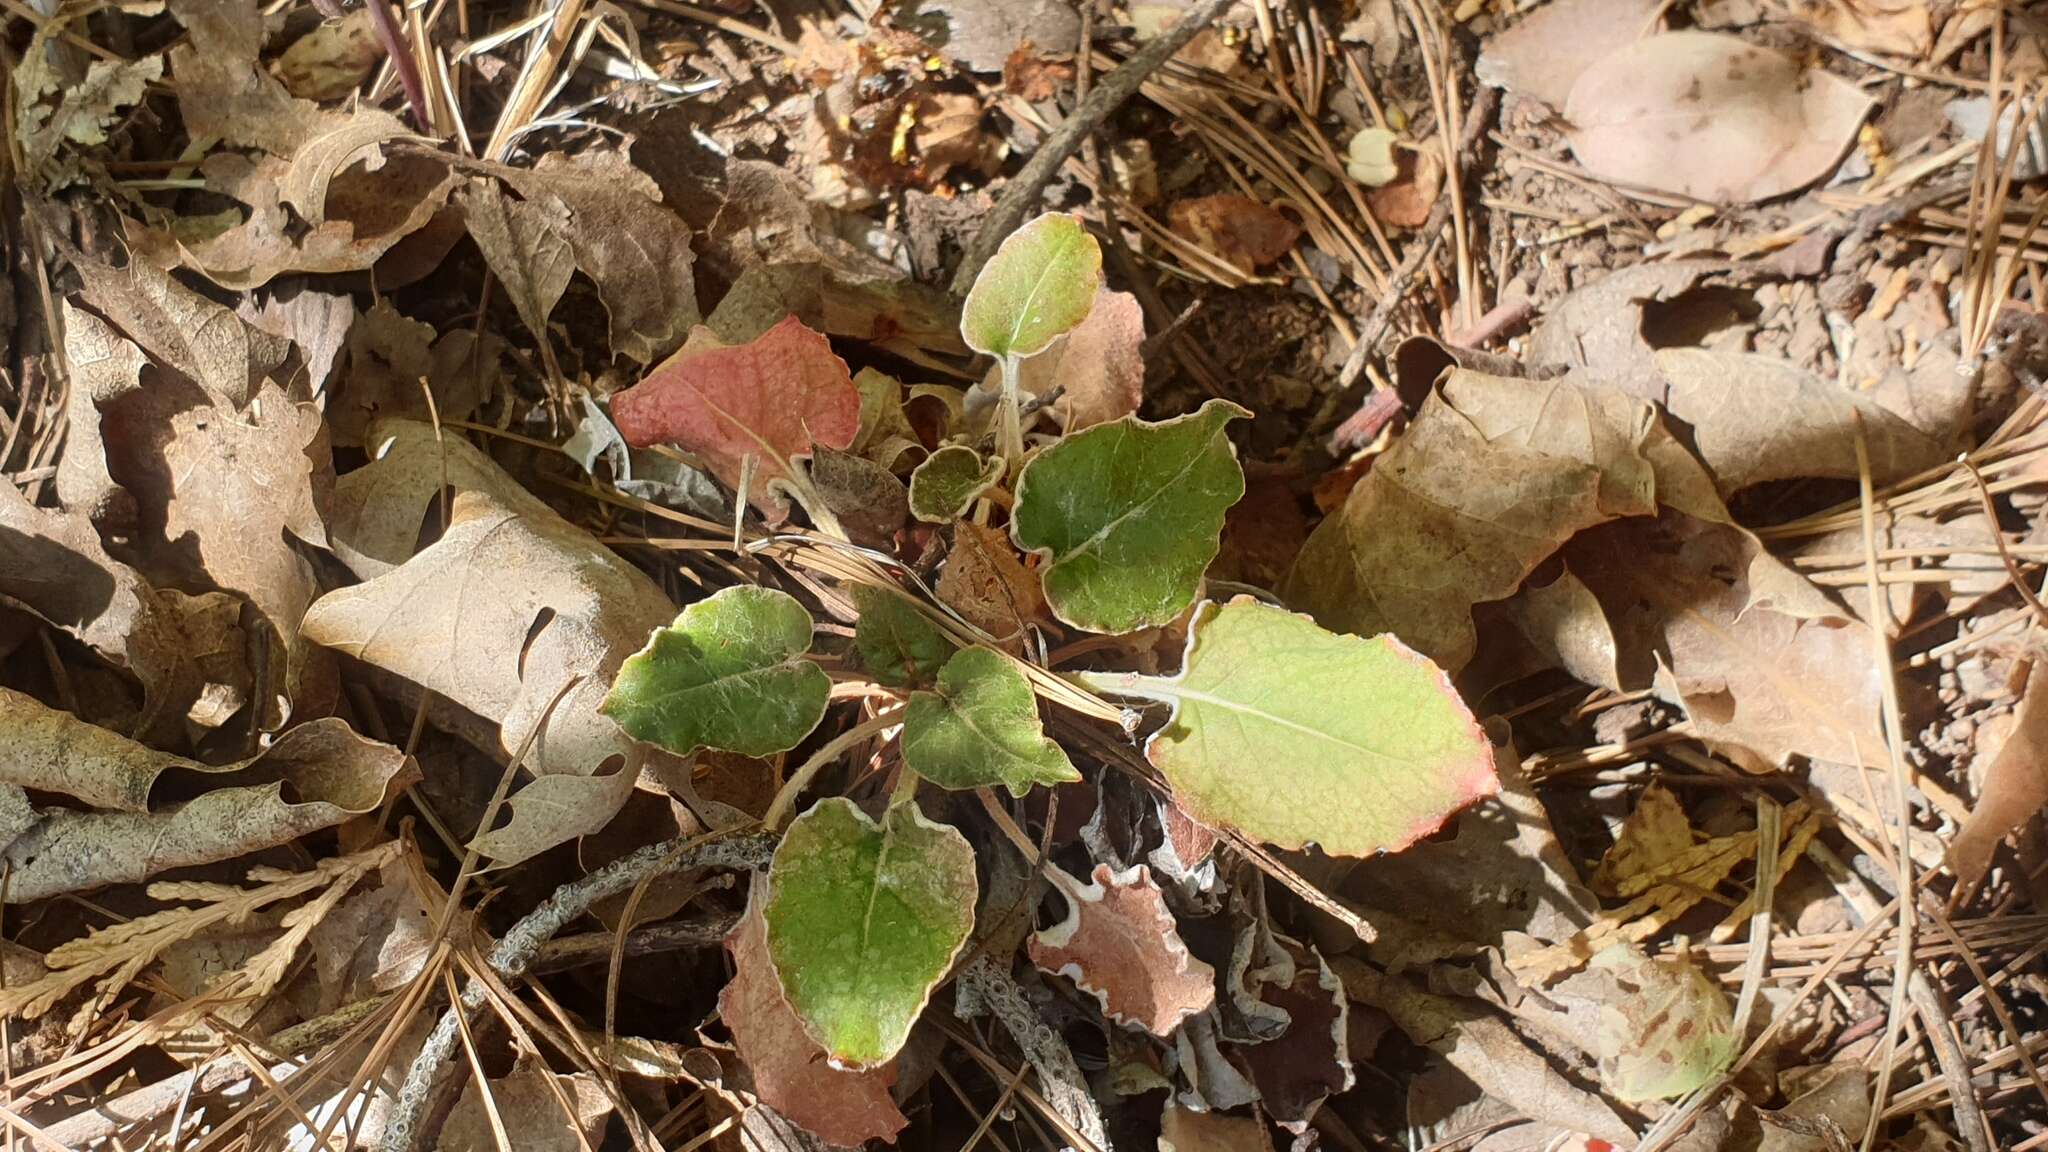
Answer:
top-left (949, 0), bottom-right (1239, 295)
top-left (381, 833), bottom-right (774, 1152)
top-left (363, 0), bottom-right (432, 130)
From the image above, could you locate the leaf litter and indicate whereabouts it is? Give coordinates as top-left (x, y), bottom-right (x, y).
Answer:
top-left (5, 0), bottom-right (2048, 1149)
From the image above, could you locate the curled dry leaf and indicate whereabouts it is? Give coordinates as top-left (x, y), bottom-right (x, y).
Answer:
top-left (69, 252), bottom-right (289, 411)
top-left (0, 694), bottom-right (409, 902)
top-left (328, 418), bottom-right (554, 578)
top-left (456, 178), bottom-right (576, 357)
top-left (1475, 0), bottom-right (1664, 109)
top-left (1168, 194), bottom-right (1302, 274)
top-left (1028, 863), bottom-right (1215, 1037)
top-left (1948, 661), bottom-right (2048, 891)
top-left (1563, 32), bottom-right (1874, 204)
top-left (303, 489), bottom-right (678, 865)
top-left (721, 885), bottom-right (908, 1147)
top-left (611, 315), bottom-right (860, 521)
top-left (1241, 946), bottom-right (1353, 1131)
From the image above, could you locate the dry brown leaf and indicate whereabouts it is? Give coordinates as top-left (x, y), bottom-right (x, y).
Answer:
top-left (14, 33), bottom-right (160, 189)
top-left (1015, 288), bottom-right (1146, 433)
top-left (720, 887), bottom-right (908, 1147)
top-left (1523, 261), bottom-right (1770, 401)
top-left (0, 481), bottom-right (236, 742)
top-left (938, 521), bottom-right (1045, 641)
top-left (330, 301), bottom-right (496, 447)
top-left (1476, 0), bottom-right (1665, 109)
top-left (53, 302), bottom-right (148, 524)
top-left (0, 695), bottom-right (409, 902)
top-left (1783, 0), bottom-right (1932, 57)
top-left (307, 855), bottom-right (432, 1011)
top-left (1168, 194), bottom-right (1302, 274)
top-left (1564, 32), bottom-right (1873, 204)
top-left (1365, 145), bottom-right (1444, 231)
top-left (275, 8), bottom-right (383, 101)
top-left (70, 253), bottom-right (289, 410)
top-left (242, 288), bottom-right (355, 401)
top-left (1566, 512), bottom-right (1884, 771)
top-left (455, 178), bottom-right (577, 356)
top-left (1028, 863), bottom-right (1216, 1037)
top-left (302, 489), bottom-right (676, 865)
top-left (1949, 661), bottom-right (2048, 890)
top-left (1591, 781), bottom-right (1694, 897)
top-left (1158, 1103), bottom-right (1275, 1152)
top-left (1286, 371), bottom-right (1667, 669)
top-left (1655, 349), bottom-right (1949, 495)
top-left (0, 685), bottom-right (242, 812)
top-left (929, 0), bottom-right (1081, 72)
top-left (1240, 946), bottom-right (1353, 1131)
top-left (328, 418), bottom-right (555, 578)
top-left (806, 446), bottom-right (909, 549)
top-left (1494, 565), bottom-right (1622, 692)
top-left (437, 1054), bottom-right (613, 1152)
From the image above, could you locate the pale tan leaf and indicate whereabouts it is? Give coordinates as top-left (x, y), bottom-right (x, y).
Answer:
top-left (456, 179), bottom-right (576, 353)
top-left (1592, 782), bottom-right (1694, 897)
top-left (1949, 661), bottom-right (2048, 890)
top-left (330, 302), bottom-right (496, 447)
top-left (938, 521), bottom-right (1044, 642)
top-left (1564, 32), bottom-right (1873, 204)
top-left (328, 418), bottom-right (558, 578)
top-left (1014, 288), bottom-right (1145, 433)
top-left (276, 8), bottom-right (383, 101)
top-left (70, 253), bottom-right (289, 409)
top-left (438, 1054), bottom-right (612, 1152)
top-left (1476, 0), bottom-right (1664, 109)
top-left (1158, 1103), bottom-right (1274, 1152)
top-left (53, 302), bottom-right (147, 522)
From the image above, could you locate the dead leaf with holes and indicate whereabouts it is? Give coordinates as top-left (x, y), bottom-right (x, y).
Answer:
top-left (1028, 863), bottom-right (1216, 1037)
top-left (302, 489), bottom-right (677, 865)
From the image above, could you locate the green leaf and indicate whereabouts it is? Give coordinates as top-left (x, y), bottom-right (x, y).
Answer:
top-left (1011, 399), bottom-right (1249, 635)
top-left (960, 213), bottom-right (1102, 360)
top-left (601, 585), bottom-right (830, 757)
top-left (909, 446), bottom-right (1003, 523)
top-left (765, 798), bottom-right (977, 1067)
top-left (852, 585), bottom-right (953, 687)
top-left (1587, 944), bottom-right (1737, 1101)
top-left (1080, 597), bottom-right (1496, 857)
top-left (902, 647), bottom-right (1079, 796)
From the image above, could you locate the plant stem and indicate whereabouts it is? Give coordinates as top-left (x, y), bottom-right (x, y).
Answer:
top-left (997, 353), bottom-right (1026, 477)
top-left (761, 708), bottom-right (905, 831)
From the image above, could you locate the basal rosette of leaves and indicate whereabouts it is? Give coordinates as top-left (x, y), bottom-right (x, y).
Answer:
top-left (597, 210), bottom-right (1498, 1095)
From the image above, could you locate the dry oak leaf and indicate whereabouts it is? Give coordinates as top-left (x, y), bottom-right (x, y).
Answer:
top-left (1948, 660), bottom-right (2048, 891)
top-left (1028, 863), bottom-right (1216, 1037)
top-left (53, 302), bottom-right (148, 524)
top-left (611, 315), bottom-right (860, 521)
top-left (720, 886), bottom-right (908, 1147)
top-left (69, 252), bottom-right (289, 410)
top-left (1564, 32), bottom-right (1874, 204)
top-left (302, 490), bottom-right (678, 865)
top-left (1168, 194), bottom-right (1302, 275)
top-left (0, 693), bottom-right (409, 902)
top-left (0, 480), bottom-right (234, 743)
top-left (327, 418), bottom-right (557, 579)
top-left (330, 302), bottom-right (497, 448)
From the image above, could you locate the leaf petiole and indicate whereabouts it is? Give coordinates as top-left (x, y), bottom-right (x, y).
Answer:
top-left (762, 707), bottom-right (905, 831)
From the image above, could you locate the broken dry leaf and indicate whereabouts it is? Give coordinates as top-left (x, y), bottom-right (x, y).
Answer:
top-left (70, 252), bottom-right (290, 410)
top-left (14, 36), bottom-right (161, 189)
top-left (929, 0), bottom-right (1082, 72)
top-left (1585, 944), bottom-right (1736, 1101)
top-left (1169, 195), bottom-right (1302, 275)
top-left (610, 315), bottom-right (860, 521)
top-left (1475, 0), bottom-right (1664, 109)
top-left (1028, 863), bottom-right (1215, 1036)
top-left (437, 1054), bottom-right (613, 1152)
top-left (1523, 261), bottom-right (1771, 402)
top-left (303, 490), bottom-right (677, 865)
top-left (1593, 782), bottom-right (1695, 897)
top-left (1159, 1103), bottom-right (1275, 1152)
top-left (722, 886), bottom-right (908, 1146)
top-left (1563, 32), bottom-right (1874, 204)
top-left (0, 696), bottom-right (408, 902)
top-left (1783, 0), bottom-right (1932, 58)
top-left (1013, 288), bottom-right (1147, 433)
top-left (275, 8), bottom-right (383, 101)
top-left (1949, 660), bottom-right (2048, 891)
top-left (938, 520), bottom-right (1045, 641)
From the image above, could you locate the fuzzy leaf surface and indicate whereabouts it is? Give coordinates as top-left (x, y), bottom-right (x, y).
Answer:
top-left (1011, 399), bottom-right (1248, 634)
top-left (1083, 598), bottom-right (1496, 856)
top-left (852, 585), bottom-right (953, 688)
top-left (766, 798), bottom-right (976, 1068)
top-left (960, 213), bottom-right (1102, 359)
top-left (909, 445), bottom-right (1003, 523)
top-left (602, 586), bottom-right (830, 758)
top-left (902, 647), bottom-right (1078, 795)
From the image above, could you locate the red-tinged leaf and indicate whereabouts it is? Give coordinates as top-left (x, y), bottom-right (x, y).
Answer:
top-left (1242, 947), bottom-right (1354, 1131)
top-left (720, 887), bottom-right (908, 1147)
top-left (610, 315), bottom-right (859, 519)
top-left (1028, 863), bottom-right (1216, 1037)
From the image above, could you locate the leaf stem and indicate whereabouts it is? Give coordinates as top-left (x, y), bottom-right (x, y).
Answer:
top-left (1071, 669), bottom-right (1173, 705)
top-left (997, 353), bottom-right (1026, 477)
top-left (762, 708), bottom-right (905, 832)
top-left (889, 764), bottom-right (923, 810)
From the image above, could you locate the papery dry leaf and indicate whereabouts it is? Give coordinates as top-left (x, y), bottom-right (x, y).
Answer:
top-left (1564, 32), bottom-right (1874, 204)
top-left (276, 8), bottom-right (383, 101)
top-left (1592, 782), bottom-right (1694, 897)
top-left (455, 178), bottom-right (577, 354)
top-left (1567, 512), bottom-right (1884, 771)
top-left (0, 685), bottom-right (242, 811)
top-left (438, 1054), bottom-right (613, 1152)
top-left (0, 699), bottom-right (408, 902)
top-left (929, 0), bottom-right (1081, 72)
top-left (1168, 195), bottom-right (1302, 274)
top-left (303, 490), bottom-right (676, 864)
top-left (1366, 146), bottom-right (1444, 230)
top-left (1524, 261), bottom-right (1771, 401)
top-left (242, 288), bottom-right (355, 400)
top-left (1028, 863), bottom-right (1216, 1037)
top-left (14, 36), bottom-right (161, 187)
top-left (54, 303), bottom-right (147, 524)
top-left (1494, 565), bottom-right (1622, 692)
top-left (1158, 1103), bottom-right (1275, 1152)
top-left (328, 418), bottom-right (555, 578)
top-left (720, 887), bottom-right (908, 1147)
top-left (330, 301), bottom-right (495, 447)
top-left (1014, 289), bottom-right (1146, 433)
top-left (1004, 42), bottom-right (1074, 100)
top-left (70, 253), bottom-right (289, 409)
top-left (938, 520), bottom-right (1044, 641)
top-left (1784, 0), bottom-right (1932, 57)
top-left (610, 315), bottom-right (860, 520)
top-left (490, 150), bottom-right (702, 364)
top-left (1655, 349), bottom-right (1949, 495)
top-left (1949, 661), bottom-right (2048, 890)
top-left (307, 856), bottom-right (432, 1011)
top-left (1334, 959), bottom-right (1636, 1145)
top-left (0, 482), bottom-right (229, 741)
top-left (1476, 0), bottom-right (1664, 109)
top-left (806, 446), bottom-right (909, 548)
top-left (1240, 946), bottom-right (1353, 1130)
